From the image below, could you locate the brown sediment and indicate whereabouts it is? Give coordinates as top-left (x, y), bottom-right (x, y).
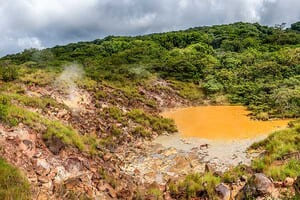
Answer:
top-left (161, 106), bottom-right (290, 140)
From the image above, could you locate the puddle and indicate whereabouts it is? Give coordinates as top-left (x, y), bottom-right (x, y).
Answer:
top-left (161, 106), bottom-right (290, 140)
top-left (154, 106), bottom-right (290, 171)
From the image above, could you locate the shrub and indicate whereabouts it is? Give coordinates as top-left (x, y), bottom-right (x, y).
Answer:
top-left (103, 106), bottom-right (124, 122)
top-left (256, 112), bottom-right (269, 121)
top-left (0, 95), bottom-right (9, 122)
top-left (170, 173), bottom-right (220, 199)
top-left (111, 125), bottom-right (122, 136)
top-left (127, 109), bottom-right (177, 134)
top-left (0, 65), bottom-right (18, 82)
top-left (132, 126), bottom-right (150, 137)
top-left (148, 188), bottom-right (162, 200)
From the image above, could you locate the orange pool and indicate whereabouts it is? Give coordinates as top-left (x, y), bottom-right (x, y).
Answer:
top-left (161, 106), bottom-right (290, 140)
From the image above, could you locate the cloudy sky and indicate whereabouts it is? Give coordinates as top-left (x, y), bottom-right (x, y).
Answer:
top-left (0, 0), bottom-right (299, 56)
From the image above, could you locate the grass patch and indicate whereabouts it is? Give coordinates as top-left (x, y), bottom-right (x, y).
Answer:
top-left (169, 172), bottom-right (220, 199)
top-left (250, 120), bottom-right (300, 181)
top-left (132, 126), bottom-right (151, 137)
top-left (98, 167), bottom-right (117, 189)
top-left (102, 106), bottom-right (124, 122)
top-left (127, 109), bottom-right (177, 134)
top-left (1, 92), bottom-right (62, 110)
top-left (0, 98), bottom-right (85, 151)
top-left (19, 68), bottom-right (56, 86)
top-left (147, 188), bottom-right (163, 200)
top-left (0, 158), bottom-right (31, 200)
top-left (265, 159), bottom-right (300, 181)
top-left (222, 165), bottom-right (251, 183)
top-left (170, 80), bottom-right (204, 101)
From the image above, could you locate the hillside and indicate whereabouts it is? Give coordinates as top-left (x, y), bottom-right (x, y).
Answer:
top-left (0, 22), bottom-right (299, 199)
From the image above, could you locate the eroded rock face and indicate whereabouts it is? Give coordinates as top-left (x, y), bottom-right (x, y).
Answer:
top-left (0, 123), bottom-right (126, 199)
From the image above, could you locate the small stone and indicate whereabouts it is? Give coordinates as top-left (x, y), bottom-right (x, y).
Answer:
top-left (283, 177), bottom-right (294, 187)
top-left (33, 152), bottom-right (42, 158)
top-left (38, 176), bottom-right (49, 184)
top-left (103, 153), bottom-right (112, 161)
top-left (7, 136), bottom-right (15, 140)
top-left (273, 181), bottom-right (283, 187)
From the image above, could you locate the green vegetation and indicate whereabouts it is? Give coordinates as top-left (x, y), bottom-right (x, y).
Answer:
top-left (98, 167), bottom-right (117, 189)
top-left (2, 22), bottom-right (299, 118)
top-left (147, 187), bottom-right (163, 200)
top-left (101, 106), bottom-right (177, 137)
top-left (250, 121), bottom-right (300, 181)
top-left (0, 21), bottom-right (300, 198)
top-left (170, 80), bottom-right (204, 101)
top-left (0, 61), bottom-right (18, 82)
top-left (222, 165), bottom-right (251, 183)
top-left (103, 106), bottom-right (124, 122)
top-left (0, 158), bottom-right (31, 200)
top-left (291, 22), bottom-right (300, 32)
top-left (132, 126), bottom-right (151, 137)
top-left (169, 172), bottom-right (220, 199)
top-left (127, 108), bottom-right (177, 135)
top-left (0, 93), bottom-right (86, 151)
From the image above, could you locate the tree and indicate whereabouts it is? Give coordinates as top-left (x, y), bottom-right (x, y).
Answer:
top-left (291, 21), bottom-right (300, 31)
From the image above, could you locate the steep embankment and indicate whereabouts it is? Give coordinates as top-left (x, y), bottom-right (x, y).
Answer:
top-left (0, 64), bottom-right (195, 199)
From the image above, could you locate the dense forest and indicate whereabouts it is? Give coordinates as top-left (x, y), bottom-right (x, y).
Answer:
top-left (2, 21), bottom-right (300, 119)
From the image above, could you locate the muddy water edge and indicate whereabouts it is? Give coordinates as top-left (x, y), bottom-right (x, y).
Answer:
top-left (121, 106), bottom-right (291, 184)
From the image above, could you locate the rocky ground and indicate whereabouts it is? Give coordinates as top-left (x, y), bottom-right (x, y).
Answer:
top-left (0, 71), bottom-right (193, 199)
top-left (0, 69), bottom-right (299, 199)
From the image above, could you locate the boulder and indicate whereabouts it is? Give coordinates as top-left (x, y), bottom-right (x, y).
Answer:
top-left (215, 183), bottom-right (231, 200)
top-left (253, 173), bottom-right (274, 195)
top-left (237, 173), bottom-right (275, 199)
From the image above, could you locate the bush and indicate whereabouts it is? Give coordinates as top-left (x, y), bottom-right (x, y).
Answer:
top-left (103, 106), bottom-right (124, 122)
top-left (147, 188), bottom-right (163, 200)
top-left (127, 109), bottom-right (177, 134)
top-left (111, 125), bottom-right (122, 136)
top-left (169, 173), bottom-right (220, 199)
top-left (132, 126), bottom-right (150, 137)
top-left (0, 95), bottom-right (9, 121)
top-left (0, 65), bottom-right (18, 82)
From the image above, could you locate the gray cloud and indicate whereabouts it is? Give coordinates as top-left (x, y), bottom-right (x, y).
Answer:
top-left (0, 0), bottom-right (299, 56)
